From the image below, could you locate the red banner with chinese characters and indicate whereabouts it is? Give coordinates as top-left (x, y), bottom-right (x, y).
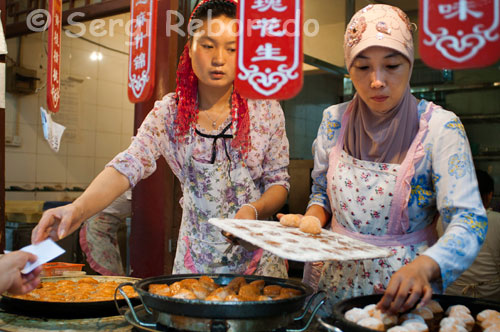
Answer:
top-left (128, 0), bottom-right (158, 103)
top-left (47, 0), bottom-right (62, 112)
top-left (236, 0), bottom-right (303, 100)
top-left (419, 0), bottom-right (500, 69)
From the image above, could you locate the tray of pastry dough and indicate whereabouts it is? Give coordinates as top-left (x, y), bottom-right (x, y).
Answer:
top-left (208, 218), bottom-right (392, 262)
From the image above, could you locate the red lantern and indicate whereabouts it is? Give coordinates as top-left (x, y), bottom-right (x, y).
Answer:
top-left (419, 0), bottom-right (500, 69)
top-left (235, 0), bottom-right (304, 100)
top-left (128, 0), bottom-right (158, 103)
top-left (47, 0), bottom-right (62, 112)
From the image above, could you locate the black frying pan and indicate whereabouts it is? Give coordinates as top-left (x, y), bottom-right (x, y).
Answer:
top-left (132, 273), bottom-right (314, 319)
top-left (319, 294), bottom-right (500, 332)
top-left (1, 276), bottom-right (141, 318)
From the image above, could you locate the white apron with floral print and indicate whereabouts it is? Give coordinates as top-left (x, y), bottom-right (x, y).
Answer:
top-left (172, 123), bottom-right (287, 277)
top-left (316, 102), bottom-right (439, 315)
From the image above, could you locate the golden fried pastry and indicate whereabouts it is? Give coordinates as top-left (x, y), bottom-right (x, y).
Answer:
top-left (263, 285), bottom-right (282, 297)
top-left (484, 324), bottom-right (500, 332)
top-left (364, 304), bottom-right (377, 316)
top-left (478, 310), bottom-right (500, 324)
top-left (280, 287), bottom-right (302, 297)
top-left (169, 281), bottom-right (183, 295)
top-left (401, 320), bottom-right (429, 332)
top-left (280, 214), bottom-right (302, 227)
top-left (171, 288), bottom-right (197, 300)
top-left (78, 277), bottom-right (99, 284)
top-left (299, 216), bottom-right (322, 234)
top-left (446, 305), bottom-right (471, 317)
top-left (440, 317), bottom-right (468, 331)
top-left (199, 276), bottom-right (218, 292)
top-left (224, 294), bottom-right (245, 301)
top-left (249, 279), bottom-right (265, 291)
top-left (400, 314), bottom-right (426, 325)
top-left (387, 327), bottom-right (410, 332)
top-left (238, 284), bottom-right (260, 300)
top-left (439, 325), bottom-right (468, 332)
top-left (8, 277), bottom-right (137, 302)
top-left (483, 318), bottom-right (500, 330)
top-left (227, 276), bottom-right (247, 292)
top-left (207, 286), bottom-right (234, 300)
top-left (358, 317), bottom-right (385, 331)
top-left (204, 294), bottom-right (224, 301)
top-left (149, 284), bottom-right (172, 297)
top-left (372, 309), bottom-right (398, 328)
top-left (191, 284), bottom-right (210, 300)
top-left (257, 295), bottom-right (272, 301)
top-left (448, 312), bottom-right (474, 331)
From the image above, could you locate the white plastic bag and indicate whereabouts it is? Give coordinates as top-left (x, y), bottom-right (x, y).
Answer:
top-left (40, 107), bottom-right (66, 152)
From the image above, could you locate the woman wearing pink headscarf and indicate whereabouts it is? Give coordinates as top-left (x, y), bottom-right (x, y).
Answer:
top-left (295, 4), bottom-right (487, 313)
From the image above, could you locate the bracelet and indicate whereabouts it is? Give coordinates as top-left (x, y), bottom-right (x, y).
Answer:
top-left (242, 203), bottom-right (258, 220)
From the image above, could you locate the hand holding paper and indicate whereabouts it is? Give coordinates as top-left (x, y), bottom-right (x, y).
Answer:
top-left (19, 239), bottom-right (65, 274)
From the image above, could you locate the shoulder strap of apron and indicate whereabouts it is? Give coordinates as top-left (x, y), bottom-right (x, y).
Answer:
top-left (387, 101), bottom-right (436, 235)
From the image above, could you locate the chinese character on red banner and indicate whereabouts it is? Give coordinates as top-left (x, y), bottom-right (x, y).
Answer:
top-left (419, 0), bottom-right (500, 69)
top-left (236, 0), bottom-right (304, 100)
top-left (47, 0), bottom-right (62, 112)
top-left (128, 0), bottom-right (157, 103)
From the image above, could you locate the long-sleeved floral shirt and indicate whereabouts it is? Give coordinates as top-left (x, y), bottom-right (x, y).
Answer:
top-left (108, 92), bottom-right (290, 197)
top-left (309, 99), bottom-right (487, 289)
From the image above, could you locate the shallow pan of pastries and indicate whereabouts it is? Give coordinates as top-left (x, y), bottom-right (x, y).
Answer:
top-left (319, 294), bottom-right (500, 332)
top-left (1, 276), bottom-right (140, 318)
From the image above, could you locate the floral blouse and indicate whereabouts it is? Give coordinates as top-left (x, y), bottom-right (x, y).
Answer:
top-left (309, 99), bottom-right (488, 289)
top-left (108, 92), bottom-right (290, 196)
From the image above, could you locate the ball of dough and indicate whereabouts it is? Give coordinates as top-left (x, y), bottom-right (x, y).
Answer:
top-left (299, 216), bottom-right (322, 234)
top-left (280, 214), bottom-right (302, 227)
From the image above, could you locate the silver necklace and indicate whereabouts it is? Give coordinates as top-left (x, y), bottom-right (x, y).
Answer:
top-left (203, 109), bottom-right (227, 129)
top-left (199, 92), bottom-right (232, 129)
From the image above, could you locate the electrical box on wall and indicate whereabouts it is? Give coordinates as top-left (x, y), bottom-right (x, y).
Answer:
top-left (6, 65), bottom-right (39, 94)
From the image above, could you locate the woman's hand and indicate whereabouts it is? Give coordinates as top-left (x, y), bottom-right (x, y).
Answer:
top-left (31, 203), bottom-right (84, 244)
top-left (0, 251), bottom-right (42, 295)
top-left (223, 204), bottom-right (260, 252)
top-left (377, 255), bottom-right (440, 314)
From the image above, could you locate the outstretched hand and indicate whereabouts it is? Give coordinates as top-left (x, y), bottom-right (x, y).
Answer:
top-left (31, 203), bottom-right (83, 244)
top-left (0, 251), bottom-right (42, 295)
top-left (377, 255), bottom-right (440, 314)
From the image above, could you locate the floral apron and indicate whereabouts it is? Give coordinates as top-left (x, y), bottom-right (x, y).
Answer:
top-left (313, 102), bottom-right (439, 315)
top-left (79, 214), bottom-right (126, 276)
top-left (172, 123), bottom-right (287, 277)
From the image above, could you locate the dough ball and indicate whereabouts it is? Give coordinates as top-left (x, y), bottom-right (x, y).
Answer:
top-left (280, 214), bottom-right (302, 227)
top-left (299, 216), bottom-right (322, 234)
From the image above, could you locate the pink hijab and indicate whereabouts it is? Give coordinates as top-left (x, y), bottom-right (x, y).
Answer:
top-left (343, 4), bottom-right (418, 164)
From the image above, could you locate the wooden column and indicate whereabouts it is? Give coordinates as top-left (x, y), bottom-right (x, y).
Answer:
top-left (0, 0), bottom-right (6, 252)
top-left (130, 0), bottom-right (188, 277)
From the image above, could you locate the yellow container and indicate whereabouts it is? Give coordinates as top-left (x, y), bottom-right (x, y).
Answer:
top-left (5, 200), bottom-right (44, 223)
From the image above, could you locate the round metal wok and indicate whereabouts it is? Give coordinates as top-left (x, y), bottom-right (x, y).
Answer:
top-left (319, 294), bottom-right (500, 332)
top-left (128, 274), bottom-right (315, 319)
top-left (1, 275), bottom-right (141, 318)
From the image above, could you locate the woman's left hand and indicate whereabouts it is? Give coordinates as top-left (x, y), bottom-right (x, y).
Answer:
top-left (377, 255), bottom-right (440, 314)
top-left (221, 205), bottom-right (259, 252)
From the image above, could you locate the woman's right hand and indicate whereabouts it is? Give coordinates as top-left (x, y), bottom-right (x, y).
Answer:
top-left (31, 203), bottom-right (84, 244)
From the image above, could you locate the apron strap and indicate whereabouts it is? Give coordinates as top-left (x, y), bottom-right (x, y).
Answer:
top-left (195, 122), bottom-right (233, 164)
top-left (331, 217), bottom-right (438, 247)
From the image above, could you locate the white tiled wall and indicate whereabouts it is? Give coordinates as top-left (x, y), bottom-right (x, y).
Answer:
top-left (5, 13), bottom-right (134, 199)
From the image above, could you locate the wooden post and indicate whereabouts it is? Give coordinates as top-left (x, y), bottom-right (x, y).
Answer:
top-left (130, 0), bottom-right (188, 277)
top-left (0, 0), bottom-right (6, 252)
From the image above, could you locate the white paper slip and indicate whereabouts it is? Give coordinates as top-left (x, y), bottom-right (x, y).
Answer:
top-left (20, 239), bottom-right (65, 274)
top-left (208, 218), bottom-right (392, 262)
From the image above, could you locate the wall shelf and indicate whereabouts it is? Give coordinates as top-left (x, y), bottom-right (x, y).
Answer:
top-left (459, 114), bottom-right (500, 123)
